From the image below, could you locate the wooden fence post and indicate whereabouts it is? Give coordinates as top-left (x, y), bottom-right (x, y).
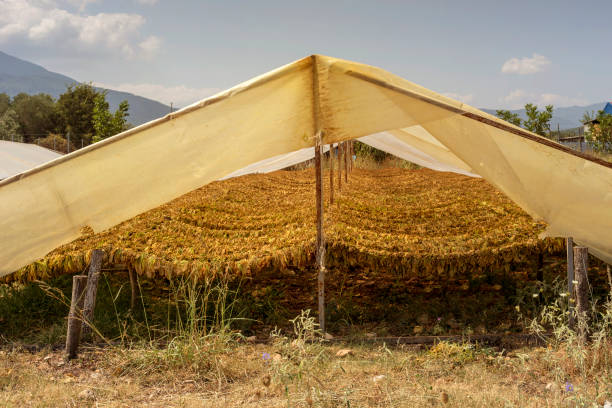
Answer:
top-left (82, 249), bottom-right (104, 339)
top-left (66, 275), bottom-right (88, 359)
top-left (566, 237), bottom-right (575, 328)
top-left (573, 246), bottom-right (589, 342)
top-left (329, 144), bottom-right (334, 205)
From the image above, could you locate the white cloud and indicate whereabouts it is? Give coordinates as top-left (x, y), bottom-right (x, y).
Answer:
top-left (138, 35), bottom-right (160, 58)
top-left (441, 92), bottom-right (474, 104)
top-left (65, 0), bottom-right (99, 12)
top-left (93, 82), bottom-right (221, 107)
top-left (501, 89), bottom-right (588, 109)
top-left (501, 54), bottom-right (550, 75)
top-left (0, 0), bottom-right (159, 58)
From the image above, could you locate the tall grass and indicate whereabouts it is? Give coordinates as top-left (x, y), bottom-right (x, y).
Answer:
top-left (107, 273), bottom-right (248, 383)
top-left (526, 277), bottom-right (612, 399)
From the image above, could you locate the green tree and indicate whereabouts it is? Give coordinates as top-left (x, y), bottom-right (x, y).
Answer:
top-left (495, 109), bottom-right (522, 127)
top-left (92, 91), bottom-right (129, 142)
top-left (523, 103), bottom-right (553, 136)
top-left (11, 93), bottom-right (58, 143)
top-left (0, 108), bottom-right (21, 142)
top-left (496, 104), bottom-right (554, 137)
top-left (56, 83), bottom-right (97, 144)
top-left (582, 110), bottom-right (612, 153)
top-left (0, 93), bottom-right (10, 117)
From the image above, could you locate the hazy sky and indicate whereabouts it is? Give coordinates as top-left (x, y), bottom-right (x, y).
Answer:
top-left (1, 0), bottom-right (611, 108)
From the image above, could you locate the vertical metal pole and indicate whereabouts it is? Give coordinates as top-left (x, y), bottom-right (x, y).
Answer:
top-left (566, 237), bottom-right (575, 328)
top-left (311, 55), bottom-right (326, 333)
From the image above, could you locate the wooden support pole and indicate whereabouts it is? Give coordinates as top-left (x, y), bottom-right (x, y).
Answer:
top-left (607, 264), bottom-right (612, 295)
top-left (311, 55), bottom-right (326, 333)
top-left (82, 249), bottom-right (104, 339)
top-left (315, 135), bottom-right (326, 333)
top-left (128, 267), bottom-right (138, 311)
top-left (344, 141), bottom-right (349, 183)
top-left (337, 143), bottom-right (342, 192)
top-left (566, 237), bottom-right (575, 328)
top-left (329, 144), bottom-right (334, 205)
top-left (536, 252), bottom-right (544, 282)
top-left (573, 246), bottom-right (589, 342)
top-left (65, 275), bottom-right (88, 359)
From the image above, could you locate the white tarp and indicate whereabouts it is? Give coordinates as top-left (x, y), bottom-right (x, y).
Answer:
top-left (222, 145), bottom-right (330, 180)
top-left (0, 54), bottom-right (610, 276)
top-left (0, 141), bottom-right (62, 180)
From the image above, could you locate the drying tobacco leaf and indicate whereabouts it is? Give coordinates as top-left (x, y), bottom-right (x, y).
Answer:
top-left (4, 168), bottom-right (562, 283)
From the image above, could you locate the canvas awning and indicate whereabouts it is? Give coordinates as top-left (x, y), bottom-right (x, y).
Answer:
top-left (0, 55), bottom-right (610, 277)
top-left (0, 141), bottom-right (62, 180)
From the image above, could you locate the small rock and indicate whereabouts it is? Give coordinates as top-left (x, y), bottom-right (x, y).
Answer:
top-left (246, 336), bottom-right (257, 343)
top-left (78, 389), bottom-right (95, 400)
top-left (372, 375), bottom-right (386, 383)
top-left (324, 332), bottom-right (334, 340)
top-left (272, 353), bottom-right (282, 362)
top-left (603, 401), bottom-right (611, 408)
top-left (365, 332), bottom-right (377, 338)
top-left (335, 349), bottom-right (353, 357)
top-left (90, 372), bottom-right (101, 380)
top-left (413, 325), bottom-right (423, 334)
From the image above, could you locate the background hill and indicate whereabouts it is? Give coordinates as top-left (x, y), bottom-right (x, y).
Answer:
top-left (0, 51), bottom-right (171, 126)
top-left (2, 50), bottom-right (607, 130)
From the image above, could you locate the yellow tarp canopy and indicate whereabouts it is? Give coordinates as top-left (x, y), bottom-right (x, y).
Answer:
top-left (1, 55), bottom-right (610, 277)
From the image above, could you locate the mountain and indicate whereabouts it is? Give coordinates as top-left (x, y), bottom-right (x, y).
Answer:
top-left (0, 51), bottom-right (170, 126)
top-left (482, 103), bottom-right (608, 130)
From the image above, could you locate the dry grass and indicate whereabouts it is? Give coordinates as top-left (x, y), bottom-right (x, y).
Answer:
top-left (1, 337), bottom-right (610, 408)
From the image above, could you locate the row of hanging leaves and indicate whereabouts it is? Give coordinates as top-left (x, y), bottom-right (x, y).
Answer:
top-left (3, 168), bottom-right (563, 284)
